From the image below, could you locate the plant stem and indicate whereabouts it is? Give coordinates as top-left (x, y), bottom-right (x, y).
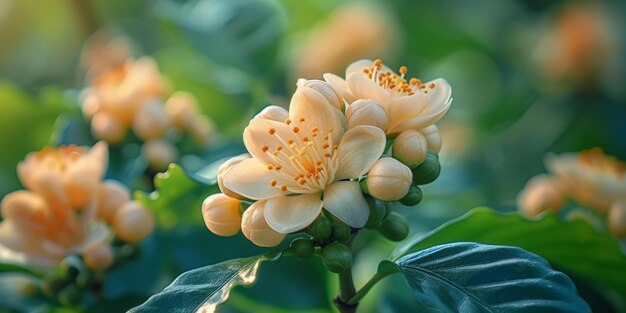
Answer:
top-left (346, 271), bottom-right (393, 306)
top-left (335, 269), bottom-right (357, 313)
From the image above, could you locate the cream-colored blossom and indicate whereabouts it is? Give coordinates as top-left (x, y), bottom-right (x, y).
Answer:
top-left (223, 84), bottom-right (386, 234)
top-left (324, 59), bottom-right (452, 135)
top-left (517, 175), bottom-right (566, 217)
top-left (241, 200), bottom-right (286, 247)
top-left (366, 157), bottom-right (413, 201)
top-left (546, 148), bottom-right (626, 214)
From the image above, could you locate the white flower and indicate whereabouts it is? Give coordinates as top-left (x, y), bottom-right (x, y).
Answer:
top-left (324, 59), bottom-right (452, 135)
top-left (222, 84), bottom-right (386, 233)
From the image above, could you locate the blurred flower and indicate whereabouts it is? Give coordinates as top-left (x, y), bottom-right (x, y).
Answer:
top-left (325, 59), bottom-right (452, 135)
top-left (517, 175), bottom-right (566, 218)
top-left (80, 30), bottom-right (135, 82)
top-left (111, 201), bottom-right (155, 244)
top-left (290, 3), bottom-right (399, 80)
top-left (142, 139), bottom-right (179, 170)
top-left (222, 84), bottom-right (386, 237)
top-left (201, 194), bottom-right (242, 236)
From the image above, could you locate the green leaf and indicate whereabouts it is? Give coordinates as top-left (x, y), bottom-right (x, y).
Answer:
top-left (394, 242), bottom-right (591, 313)
top-left (135, 164), bottom-right (218, 227)
top-left (0, 263), bottom-right (44, 279)
top-left (130, 251), bottom-right (283, 313)
top-left (393, 208), bottom-right (626, 297)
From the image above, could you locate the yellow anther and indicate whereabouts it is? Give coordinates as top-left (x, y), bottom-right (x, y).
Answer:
top-left (293, 126), bottom-right (300, 133)
top-left (270, 179), bottom-right (277, 187)
top-left (399, 66), bottom-right (408, 74)
top-left (280, 184), bottom-right (287, 192)
top-left (269, 128), bottom-right (276, 135)
top-left (285, 119), bottom-right (292, 125)
top-left (261, 146), bottom-right (269, 152)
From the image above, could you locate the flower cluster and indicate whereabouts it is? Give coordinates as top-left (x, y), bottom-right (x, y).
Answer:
top-left (517, 148), bottom-right (626, 237)
top-left (0, 142), bottom-right (154, 269)
top-left (81, 54), bottom-right (216, 169)
top-left (201, 59), bottom-right (452, 249)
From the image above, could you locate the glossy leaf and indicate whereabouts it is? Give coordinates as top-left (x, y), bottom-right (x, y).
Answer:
top-left (135, 164), bottom-right (218, 227)
top-left (130, 251), bottom-right (282, 313)
top-left (393, 242), bottom-right (591, 313)
top-left (392, 208), bottom-right (626, 296)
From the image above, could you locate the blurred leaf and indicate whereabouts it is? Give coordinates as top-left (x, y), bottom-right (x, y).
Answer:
top-left (393, 242), bottom-right (591, 313)
top-left (135, 164), bottom-right (218, 227)
top-left (130, 250), bottom-right (283, 313)
top-left (393, 208), bottom-right (626, 297)
top-left (0, 263), bottom-right (44, 279)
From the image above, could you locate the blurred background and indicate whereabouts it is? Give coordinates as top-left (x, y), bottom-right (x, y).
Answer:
top-left (0, 0), bottom-right (625, 312)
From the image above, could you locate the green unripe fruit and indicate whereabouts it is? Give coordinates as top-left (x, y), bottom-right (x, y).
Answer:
top-left (332, 222), bottom-right (351, 241)
top-left (289, 238), bottom-right (315, 259)
top-left (365, 196), bottom-right (388, 228)
top-left (412, 152), bottom-right (441, 185)
top-left (58, 285), bottom-right (82, 306)
top-left (306, 216), bottom-right (332, 240)
top-left (320, 242), bottom-right (353, 273)
top-left (400, 185), bottom-right (423, 206)
top-left (379, 212), bottom-right (409, 241)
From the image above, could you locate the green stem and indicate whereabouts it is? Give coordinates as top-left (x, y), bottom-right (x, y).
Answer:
top-left (334, 233), bottom-right (358, 313)
top-left (346, 271), bottom-right (394, 306)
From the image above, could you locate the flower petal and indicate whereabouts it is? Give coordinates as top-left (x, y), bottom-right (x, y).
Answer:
top-left (387, 97), bottom-right (452, 135)
top-left (264, 193), bottom-right (323, 233)
top-left (222, 158), bottom-right (287, 200)
top-left (346, 72), bottom-right (388, 105)
top-left (335, 125), bottom-right (386, 180)
top-left (289, 86), bottom-right (344, 140)
top-left (323, 181), bottom-right (369, 228)
top-left (323, 73), bottom-right (354, 103)
top-left (243, 117), bottom-right (294, 165)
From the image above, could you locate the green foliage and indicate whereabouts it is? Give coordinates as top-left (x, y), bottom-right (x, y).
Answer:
top-left (392, 242), bottom-right (591, 313)
top-left (130, 250), bottom-right (283, 313)
top-left (0, 263), bottom-right (44, 279)
top-left (394, 208), bottom-right (626, 297)
top-left (135, 164), bottom-right (218, 227)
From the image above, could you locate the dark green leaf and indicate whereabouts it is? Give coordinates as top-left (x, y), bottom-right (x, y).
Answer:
top-left (393, 208), bottom-right (626, 296)
top-left (394, 242), bottom-right (591, 313)
top-left (130, 251), bottom-right (282, 313)
top-left (0, 263), bottom-right (44, 279)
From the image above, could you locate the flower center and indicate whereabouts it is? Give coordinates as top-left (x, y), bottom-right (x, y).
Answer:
top-left (35, 145), bottom-right (87, 172)
top-left (362, 59), bottom-right (436, 96)
top-left (260, 117), bottom-right (339, 192)
top-left (577, 148), bottom-right (626, 178)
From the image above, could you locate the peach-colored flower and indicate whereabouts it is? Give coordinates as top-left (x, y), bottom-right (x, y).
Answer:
top-left (17, 142), bottom-right (108, 209)
top-left (324, 59), bottom-right (452, 135)
top-left (222, 84), bottom-right (386, 235)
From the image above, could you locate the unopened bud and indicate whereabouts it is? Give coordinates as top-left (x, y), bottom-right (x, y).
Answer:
top-left (113, 201), bottom-right (155, 243)
top-left (142, 139), bottom-right (179, 170)
top-left (91, 112), bottom-right (127, 144)
top-left (202, 194), bottom-right (242, 236)
top-left (400, 185), bottom-right (423, 206)
top-left (165, 91), bottom-right (199, 130)
top-left (97, 180), bottom-right (130, 222)
top-left (298, 79), bottom-right (343, 110)
top-left (255, 105), bottom-right (289, 122)
top-left (608, 201), bottom-right (626, 238)
top-left (420, 125), bottom-right (442, 153)
top-left (83, 242), bottom-right (113, 270)
top-left (241, 200), bottom-right (286, 247)
top-left (331, 222), bottom-right (351, 241)
top-left (392, 129), bottom-right (428, 168)
top-left (345, 99), bottom-right (388, 131)
top-left (306, 215), bottom-right (332, 240)
top-left (217, 155), bottom-right (250, 199)
top-left (366, 157), bottom-right (413, 201)
top-left (379, 212), bottom-right (409, 241)
top-left (190, 116), bottom-right (216, 146)
top-left (289, 238), bottom-right (315, 259)
top-left (320, 242), bottom-right (353, 273)
top-left (133, 100), bottom-right (170, 140)
top-left (365, 196), bottom-right (388, 228)
top-left (412, 152), bottom-right (441, 185)
top-left (517, 175), bottom-right (565, 218)
top-left (81, 93), bottom-right (100, 119)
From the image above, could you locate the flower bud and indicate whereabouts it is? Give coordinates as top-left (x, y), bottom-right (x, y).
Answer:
top-left (112, 201), bottom-right (155, 243)
top-left (366, 157), bottom-right (413, 201)
top-left (289, 238), bottom-right (315, 259)
top-left (91, 112), bottom-right (127, 144)
top-left (132, 100), bottom-right (170, 140)
top-left (379, 212), bottom-right (409, 241)
top-left (345, 99), bottom-right (388, 131)
top-left (142, 139), bottom-right (179, 170)
top-left (331, 222), bottom-right (351, 241)
top-left (517, 175), bottom-right (566, 218)
top-left (217, 155), bottom-right (250, 199)
top-left (83, 242), bottom-right (113, 270)
top-left (320, 242), bottom-right (353, 273)
top-left (254, 105), bottom-right (289, 122)
top-left (202, 194), bottom-right (242, 236)
top-left (190, 116), bottom-right (216, 146)
top-left (400, 185), bottom-right (423, 206)
top-left (81, 93), bottom-right (100, 120)
top-left (392, 129), bottom-right (428, 168)
top-left (608, 201), bottom-right (626, 238)
top-left (306, 215), bottom-right (332, 240)
top-left (365, 196), bottom-right (388, 228)
top-left (97, 180), bottom-right (130, 222)
top-left (241, 200), bottom-right (286, 247)
top-left (298, 79), bottom-right (343, 110)
top-left (412, 152), bottom-right (441, 185)
top-left (165, 91), bottom-right (199, 130)
top-left (420, 125), bottom-right (442, 153)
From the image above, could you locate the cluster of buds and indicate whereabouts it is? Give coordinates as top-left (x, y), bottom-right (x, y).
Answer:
top-left (80, 53), bottom-right (215, 170)
top-left (0, 142), bottom-right (154, 272)
top-left (517, 148), bottom-right (626, 238)
top-left (200, 59), bottom-right (451, 272)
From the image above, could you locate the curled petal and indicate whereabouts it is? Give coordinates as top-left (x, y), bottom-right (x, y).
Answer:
top-left (323, 181), bottom-right (369, 228)
top-left (289, 86), bottom-right (345, 140)
top-left (346, 72), bottom-right (388, 105)
top-left (264, 193), bottom-right (323, 234)
top-left (222, 158), bottom-right (288, 200)
top-left (335, 125), bottom-right (386, 180)
top-left (323, 73), bottom-right (354, 103)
